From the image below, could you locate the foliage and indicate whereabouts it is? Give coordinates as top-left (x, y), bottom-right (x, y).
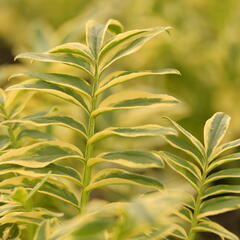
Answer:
top-left (160, 112), bottom-right (240, 239)
top-left (0, 19), bottom-right (184, 239)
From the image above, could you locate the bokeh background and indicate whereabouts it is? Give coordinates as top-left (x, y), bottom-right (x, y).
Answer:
top-left (0, 0), bottom-right (239, 239)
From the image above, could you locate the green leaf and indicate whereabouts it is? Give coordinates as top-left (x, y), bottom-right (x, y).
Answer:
top-left (164, 117), bottom-right (205, 157)
top-left (34, 221), bottom-right (50, 240)
top-left (10, 187), bottom-right (28, 205)
top-left (87, 169), bottom-right (163, 191)
top-left (214, 139), bottom-right (240, 158)
top-left (175, 206), bottom-right (193, 223)
top-left (86, 19), bottom-right (123, 58)
top-left (4, 115), bottom-right (87, 138)
top-left (49, 42), bottom-right (93, 61)
top-left (203, 185), bottom-right (240, 199)
top-left (159, 151), bottom-right (199, 189)
top-left (0, 163), bottom-right (81, 184)
top-left (5, 91), bottom-right (35, 118)
top-left (0, 141), bottom-right (83, 168)
top-left (7, 80), bottom-right (89, 112)
top-left (18, 129), bottom-right (54, 141)
top-left (0, 211), bottom-right (60, 225)
top-left (88, 150), bottom-right (164, 168)
top-left (0, 135), bottom-right (10, 151)
top-left (15, 52), bottom-right (93, 76)
top-left (206, 168), bottom-right (240, 184)
top-left (93, 91), bottom-right (179, 116)
top-left (0, 176), bottom-right (79, 208)
top-left (159, 151), bottom-right (201, 179)
top-left (204, 112), bottom-right (231, 159)
top-left (170, 225), bottom-right (188, 240)
top-left (199, 196), bottom-right (240, 218)
top-left (88, 125), bottom-right (177, 145)
top-left (97, 69), bottom-right (180, 95)
top-left (193, 220), bottom-right (239, 240)
top-left (208, 153), bottom-right (240, 172)
top-left (0, 203), bottom-right (20, 217)
top-left (10, 72), bottom-right (91, 97)
top-left (163, 134), bottom-right (203, 167)
top-left (99, 27), bottom-right (172, 72)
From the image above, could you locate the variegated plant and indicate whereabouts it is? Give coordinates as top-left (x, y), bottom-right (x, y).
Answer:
top-left (1, 19), bottom-right (180, 238)
top-left (160, 112), bottom-right (240, 240)
top-left (0, 90), bottom-right (67, 239)
top-left (34, 190), bottom-right (184, 240)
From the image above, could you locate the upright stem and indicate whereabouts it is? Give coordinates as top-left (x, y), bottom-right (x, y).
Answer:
top-left (80, 60), bottom-right (99, 211)
top-left (188, 160), bottom-right (208, 240)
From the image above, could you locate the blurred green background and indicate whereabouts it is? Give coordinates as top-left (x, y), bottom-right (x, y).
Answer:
top-left (0, 0), bottom-right (239, 239)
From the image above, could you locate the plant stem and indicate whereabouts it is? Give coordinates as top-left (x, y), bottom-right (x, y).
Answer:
top-left (80, 61), bottom-right (99, 212)
top-left (188, 160), bottom-right (208, 240)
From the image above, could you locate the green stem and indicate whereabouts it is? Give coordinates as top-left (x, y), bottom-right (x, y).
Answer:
top-left (80, 61), bottom-right (99, 212)
top-left (188, 161), bottom-right (208, 240)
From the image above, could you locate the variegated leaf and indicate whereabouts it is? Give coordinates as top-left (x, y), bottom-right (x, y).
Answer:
top-left (93, 91), bottom-right (179, 116)
top-left (159, 151), bottom-right (199, 190)
top-left (4, 115), bottom-right (87, 138)
top-left (0, 176), bottom-right (79, 208)
top-left (204, 112), bottom-right (231, 159)
top-left (99, 27), bottom-right (172, 72)
top-left (15, 52), bottom-right (93, 76)
top-left (97, 69), bottom-right (180, 95)
top-left (88, 150), bottom-right (164, 168)
top-left (0, 141), bottom-right (83, 167)
top-left (10, 72), bottom-right (91, 97)
top-left (0, 163), bottom-right (81, 184)
top-left (7, 80), bottom-right (89, 112)
top-left (88, 125), bottom-right (176, 145)
top-left (199, 196), bottom-right (240, 218)
top-left (86, 19), bottom-right (123, 57)
top-left (87, 169), bottom-right (163, 191)
top-left (203, 185), bottom-right (240, 199)
top-left (49, 42), bottom-right (93, 61)
top-left (193, 220), bottom-right (238, 240)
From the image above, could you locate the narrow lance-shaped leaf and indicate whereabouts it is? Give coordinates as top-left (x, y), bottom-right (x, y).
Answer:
top-left (93, 91), bottom-right (179, 117)
top-left (208, 152), bottom-right (240, 172)
top-left (159, 151), bottom-right (201, 179)
top-left (5, 91), bottom-right (35, 118)
top-left (48, 42), bottom-right (93, 61)
top-left (159, 151), bottom-right (199, 190)
top-left (99, 27), bottom-right (172, 72)
top-left (199, 196), bottom-right (240, 218)
top-left (203, 185), bottom-right (240, 199)
top-left (204, 112), bottom-right (231, 159)
top-left (163, 134), bottom-right (203, 167)
top-left (0, 211), bottom-right (61, 225)
top-left (7, 80), bottom-right (90, 112)
top-left (193, 220), bottom-right (239, 240)
top-left (86, 169), bottom-right (163, 191)
top-left (3, 115), bottom-right (87, 139)
top-left (88, 150), bottom-right (164, 168)
top-left (86, 19), bottom-right (123, 57)
top-left (0, 163), bottom-right (81, 184)
top-left (88, 125), bottom-right (177, 145)
top-left (34, 221), bottom-right (50, 240)
top-left (97, 69), bottom-right (181, 95)
top-left (206, 168), bottom-right (240, 184)
top-left (163, 117), bottom-right (205, 157)
top-left (0, 135), bottom-right (10, 151)
top-left (0, 176), bottom-right (79, 208)
top-left (0, 141), bottom-right (83, 168)
top-left (15, 52), bottom-right (93, 76)
top-left (213, 138), bottom-right (240, 159)
top-left (10, 72), bottom-right (91, 97)
top-left (18, 129), bottom-right (54, 141)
